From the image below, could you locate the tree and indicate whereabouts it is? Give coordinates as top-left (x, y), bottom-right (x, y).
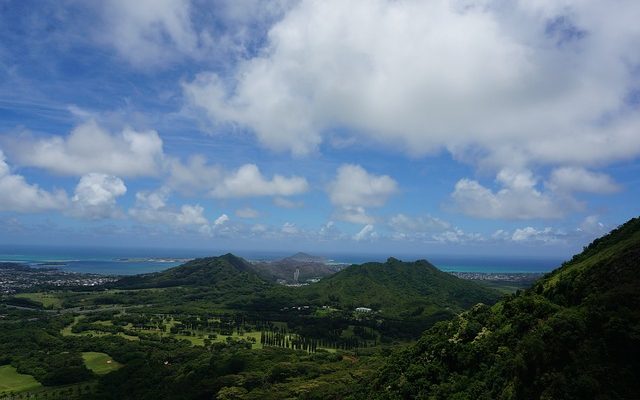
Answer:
top-left (216, 386), bottom-right (247, 400)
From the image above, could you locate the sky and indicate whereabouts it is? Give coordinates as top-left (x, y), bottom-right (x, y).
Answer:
top-left (0, 0), bottom-right (639, 258)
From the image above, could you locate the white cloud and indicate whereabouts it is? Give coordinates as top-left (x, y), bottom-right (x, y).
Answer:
top-left (384, 213), bottom-right (483, 243)
top-left (548, 167), bottom-right (620, 194)
top-left (184, 0), bottom-right (640, 170)
top-left (167, 157), bottom-right (309, 199)
top-left (235, 207), bottom-right (259, 218)
top-left (97, 0), bottom-right (295, 68)
top-left (578, 215), bottom-right (607, 234)
top-left (353, 224), bottom-right (376, 241)
top-left (511, 227), bottom-right (560, 243)
top-left (166, 155), bottom-right (222, 195)
top-left (389, 214), bottom-right (450, 234)
top-left (129, 189), bottom-right (210, 230)
top-left (99, 0), bottom-right (200, 67)
top-left (451, 169), bottom-right (572, 219)
top-left (5, 120), bottom-right (163, 177)
top-left (318, 220), bottom-right (344, 240)
top-left (327, 164), bottom-right (397, 224)
top-left (0, 150), bottom-right (68, 213)
top-left (281, 222), bottom-right (298, 234)
top-left (210, 163), bottom-right (308, 198)
top-left (214, 213), bottom-right (230, 226)
top-left (71, 173), bottom-right (127, 219)
top-left (333, 205), bottom-right (374, 225)
top-left (328, 164), bottom-right (397, 207)
top-left (432, 228), bottom-right (484, 244)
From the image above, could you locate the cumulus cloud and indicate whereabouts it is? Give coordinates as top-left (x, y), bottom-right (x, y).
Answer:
top-left (183, 0), bottom-right (640, 168)
top-left (70, 173), bottom-right (127, 219)
top-left (490, 226), bottom-right (568, 243)
top-left (353, 224), bottom-right (376, 241)
top-left (328, 164), bottom-right (397, 207)
top-left (214, 213), bottom-right (230, 226)
top-left (451, 169), bottom-right (573, 219)
top-left (5, 120), bottom-right (163, 177)
top-left (167, 157), bottom-right (308, 200)
top-left (166, 155), bottom-right (222, 195)
top-left (318, 220), bottom-right (344, 240)
top-left (129, 189), bottom-right (211, 231)
top-left (548, 167), bottom-right (620, 194)
top-left (327, 164), bottom-right (397, 224)
top-left (511, 227), bottom-right (561, 243)
top-left (0, 150), bottom-right (68, 212)
top-left (210, 163), bottom-right (308, 198)
top-left (333, 206), bottom-right (374, 225)
top-left (490, 218), bottom-right (612, 244)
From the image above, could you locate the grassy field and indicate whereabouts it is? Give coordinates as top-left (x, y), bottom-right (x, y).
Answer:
top-left (61, 316), bottom-right (264, 348)
top-left (61, 317), bottom-right (139, 341)
top-left (15, 292), bottom-right (63, 309)
top-left (0, 365), bottom-right (42, 393)
top-left (82, 352), bottom-right (122, 375)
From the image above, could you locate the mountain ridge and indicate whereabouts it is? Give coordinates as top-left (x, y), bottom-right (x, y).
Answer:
top-left (371, 217), bottom-right (640, 399)
top-left (297, 257), bottom-right (500, 319)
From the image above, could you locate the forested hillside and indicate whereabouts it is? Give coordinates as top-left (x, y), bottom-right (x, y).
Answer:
top-left (299, 257), bottom-right (499, 317)
top-left (371, 218), bottom-right (640, 399)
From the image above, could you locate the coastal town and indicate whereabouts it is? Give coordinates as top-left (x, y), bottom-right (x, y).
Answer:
top-left (0, 263), bottom-right (116, 294)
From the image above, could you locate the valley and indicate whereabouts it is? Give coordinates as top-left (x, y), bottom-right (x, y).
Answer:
top-left (0, 218), bottom-right (638, 399)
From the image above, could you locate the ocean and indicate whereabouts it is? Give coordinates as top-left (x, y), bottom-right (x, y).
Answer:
top-left (0, 245), bottom-right (563, 276)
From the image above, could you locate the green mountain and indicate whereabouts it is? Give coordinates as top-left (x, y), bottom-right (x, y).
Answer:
top-left (297, 257), bottom-right (500, 320)
top-left (113, 253), bottom-right (269, 290)
top-left (371, 217), bottom-right (640, 399)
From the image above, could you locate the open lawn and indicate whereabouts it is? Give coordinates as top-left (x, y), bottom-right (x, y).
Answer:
top-left (82, 352), bottom-right (122, 375)
top-left (0, 365), bottom-right (42, 393)
top-left (15, 292), bottom-right (63, 309)
top-left (166, 329), bottom-right (263, 348)
top-left (61, 317), bottom-right (138, 341)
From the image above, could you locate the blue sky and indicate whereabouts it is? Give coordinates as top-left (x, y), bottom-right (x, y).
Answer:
top-left (1, 0), bottom-right (639, 258)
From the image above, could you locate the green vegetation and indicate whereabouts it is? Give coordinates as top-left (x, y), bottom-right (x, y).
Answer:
top-left (300, 257), bottom-right (499, 317)
top-left (15, 292), bottom-right (63, 309)
top-left (0, 365), bottom-right (42, 393)
top-left (0, 219), bottom-right (637, 398)
top-left (371, 217), bottom-right (640, 399)
top-left (82, 352), bottom-right (122, 375)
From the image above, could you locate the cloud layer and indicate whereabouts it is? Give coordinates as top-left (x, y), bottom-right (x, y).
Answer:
top-left (184, 0), bottom-right (640, 168)
top-left (71, 173), bottom-right (127, 219)
top-left (328, 164), bottom-right (397, 224)
top-left (6, 120), bottom-right (163, 177)
top-left (0, 150), bottom-right (68, 212)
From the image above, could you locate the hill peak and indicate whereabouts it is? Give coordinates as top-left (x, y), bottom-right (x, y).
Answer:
top-left (281, 252), bottom-right (326, 263)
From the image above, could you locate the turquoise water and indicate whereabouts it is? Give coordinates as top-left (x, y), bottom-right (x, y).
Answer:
top-left (0, 245), bottom-right (562, 275)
